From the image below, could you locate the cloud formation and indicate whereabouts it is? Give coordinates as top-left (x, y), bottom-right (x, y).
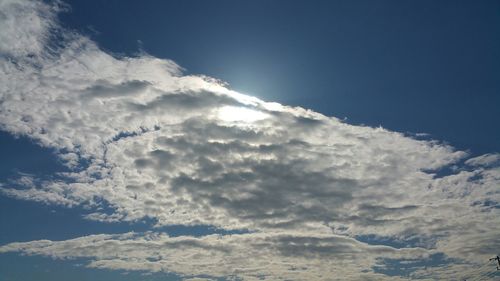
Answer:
top-left (0, 0), bottom-right (499, 280)
top-left (0, 231), bottom-right (430, 280)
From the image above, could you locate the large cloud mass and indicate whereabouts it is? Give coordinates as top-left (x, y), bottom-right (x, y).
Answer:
top-left (0, 0), bottom-right (499, 280)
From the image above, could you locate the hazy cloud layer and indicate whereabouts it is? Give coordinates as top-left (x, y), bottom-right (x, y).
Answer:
top-left (0, 0), bottom-right (499, 280)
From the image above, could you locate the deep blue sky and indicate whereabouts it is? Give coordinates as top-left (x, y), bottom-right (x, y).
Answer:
top-left (60, 0), bottom-right (500, 155)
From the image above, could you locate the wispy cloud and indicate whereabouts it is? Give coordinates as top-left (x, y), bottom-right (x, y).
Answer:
top-left (0, 231), bottom-right (429, 280)
top-left (0, 0), bottom-right (499, 280)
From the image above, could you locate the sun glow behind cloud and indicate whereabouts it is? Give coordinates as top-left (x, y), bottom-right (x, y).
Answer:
top-left (217, 106), bottom-right (269, 122)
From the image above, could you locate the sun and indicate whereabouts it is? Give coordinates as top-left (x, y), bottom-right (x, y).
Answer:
top-left (217, 106), bottom-right (269, 123)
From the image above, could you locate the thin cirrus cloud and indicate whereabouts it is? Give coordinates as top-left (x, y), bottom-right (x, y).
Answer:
top-left (0, 0), bottom-right (499, 280)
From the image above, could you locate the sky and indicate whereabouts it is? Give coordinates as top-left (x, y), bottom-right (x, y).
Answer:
top-left (0, 0), bottom-right (499, 280)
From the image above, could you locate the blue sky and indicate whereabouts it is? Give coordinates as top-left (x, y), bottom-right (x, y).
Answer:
top-left (0, 0), bottom-right (499, 280)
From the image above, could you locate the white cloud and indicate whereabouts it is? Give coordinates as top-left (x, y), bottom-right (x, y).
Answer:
top-left (465, 153), bottom-right (500, 167)
top-left (0, 0), bottom-right (61, 58)
top-left (0, 231), bottom-right (429, 281)
top-left (0, 0), bottom-right (499, 280)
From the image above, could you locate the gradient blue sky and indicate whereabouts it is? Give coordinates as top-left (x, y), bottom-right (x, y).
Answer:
top-left (1, 1), bottom-right (499, 280)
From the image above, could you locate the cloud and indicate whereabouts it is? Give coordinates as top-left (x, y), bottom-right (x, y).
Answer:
top-left (0, 0), bottom-right (61, 58)
top-left (0, 0), bottom-right (499, 280)
top-left (465, 153), bottom-right (500, 167)
top-left (0, 231), bottom-right (429, 281)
